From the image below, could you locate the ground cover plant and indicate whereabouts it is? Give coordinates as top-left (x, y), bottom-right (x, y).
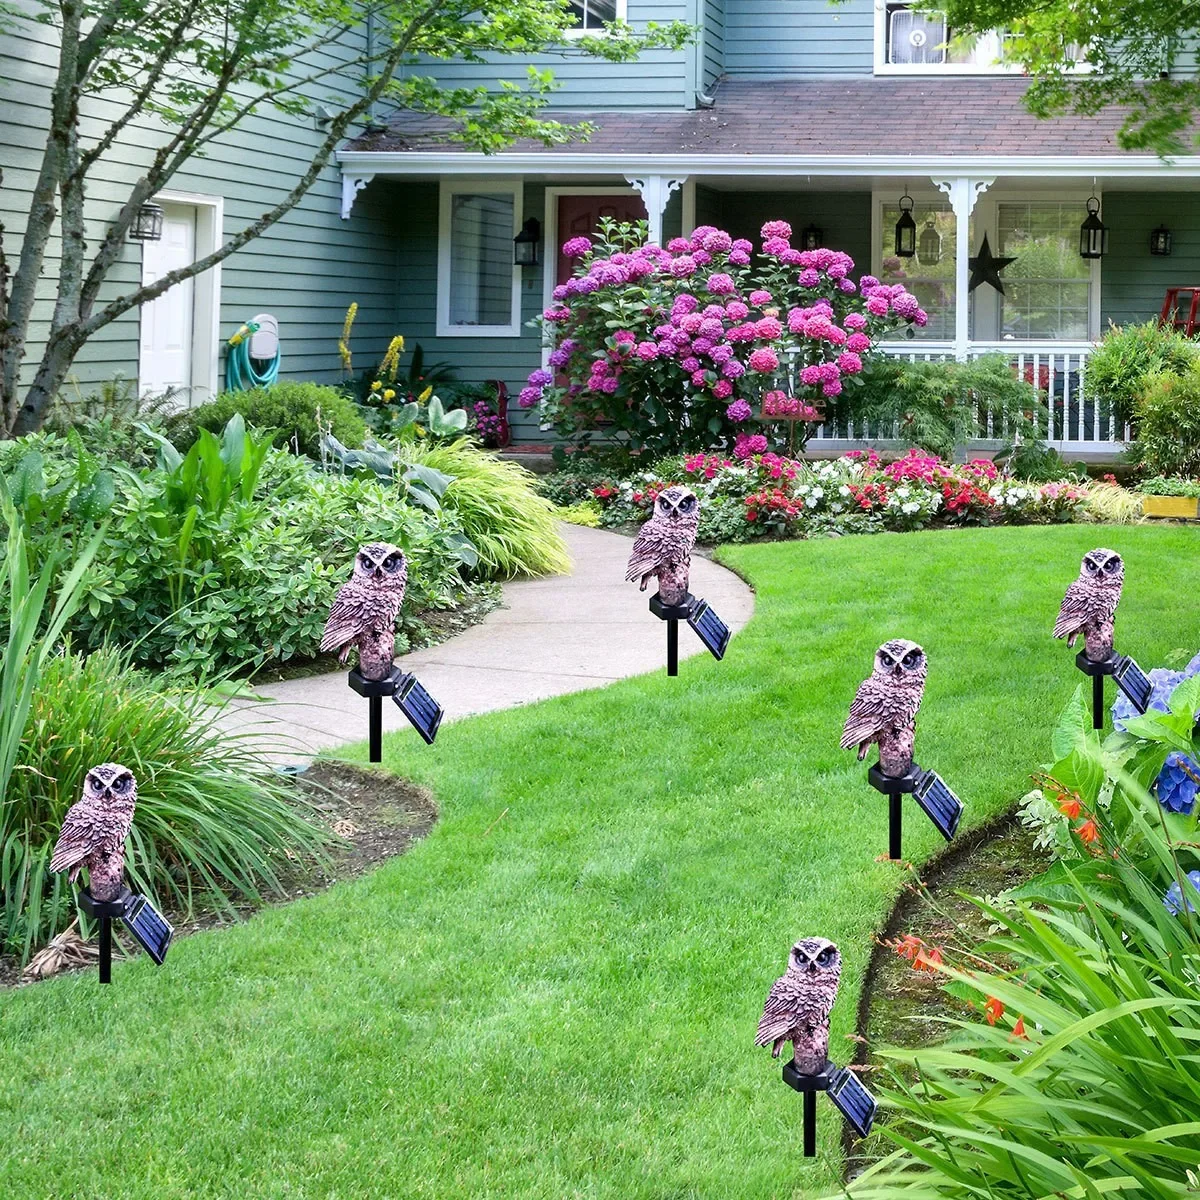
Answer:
top-left (1, 525), bottom-right (1197, 1197)
top-left (556, 446), bottom-right (1108, 544)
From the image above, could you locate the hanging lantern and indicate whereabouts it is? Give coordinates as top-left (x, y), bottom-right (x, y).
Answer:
top-left (128, 202), bottom-right (165, 242)
top-left (894, 193), bottom-right (916, 258)
top-left (1150, 225), bottom-right (1173, 256)
top-left (801, 223), bottom-right (823, 250)
top-left (1079, 195), bottom-right (1108, 260)
top-left (513, 217), bottom-right (541, 267)
top-left (917, 217), bottom-right (942, 266)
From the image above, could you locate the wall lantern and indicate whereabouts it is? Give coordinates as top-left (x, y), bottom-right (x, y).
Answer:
top-left (1079, 195), bottom-right (1109, 260)
top-left (801, 223), bottom-right (824, 250)
top-left (917, 217), bottom-right (942, 266)
top-left (1150, 225), bottom-right (1173, 256)
top-left (514, 217), bottom-right (541, 267)
top-left (129, 201), bottom-right (165, 242)
top-left (894, 193), bottom-right (916, 258)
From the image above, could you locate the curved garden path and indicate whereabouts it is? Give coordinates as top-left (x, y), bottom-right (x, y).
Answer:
top-left (222, 523), bottom-right (755, 759)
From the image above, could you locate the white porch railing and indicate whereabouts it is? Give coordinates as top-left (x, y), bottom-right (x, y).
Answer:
top-left (807, 340), bottom-right (1126, 455)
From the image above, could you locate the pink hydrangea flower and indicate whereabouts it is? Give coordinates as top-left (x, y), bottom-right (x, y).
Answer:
top-left (710, 344), bottom-right (733, 363)
top-left (518, 386), bottom-right (541, 408)
top-left (733, 238), bottom-right (753, 254)
top-left (748, 347), bottom-right (779, 372)
top-left (755, 316), bottom-right (783, 340)
top-left (670, 256), bottom-right (697, 277)
top-left (672, 293), bottom-right (699, 315)
top-left (839, 279), bottom-right (857, 293)
top-left (787, 309), bottom-right (807, 334)
top-left (713, 379), bottom-right (734, 399)
top-left (543, 306), bottom-right (571, 321)
top-left (762, 237), bottom-right (790, 256)
top-left (561, 235), bottom-right (592, 257)
top-left (706, 272), bottom-right (736, 295)
top-left (590, 359), bottom-right (611, 378)
top-left (680, 313), bottom-right (704, 334)
top-left (692, 249), bottom-right (713, 266)
top-left (838, 351), bottom-right (864, 375)
top-left (725, 398), bottom-right (752, 421)
top-left (636, 341), bottom-right (660, 361)
top-left (799, 365), bottom-right (822, 386)
top-left (681, 356), bottom-right (701, 373)
top-left (703, 230), bottom-right (733, 253)
top-left (613, 330), bottom-right (636, 344)
top-left (866, 296), bottom-right (889, 316)
top-left (822, 379), bottom-right (843, 397)
top-left (667, 237), bottom-right (692, 253)
top-left (846, 332), bottom-right (871, 353)
top-left (689, 225), bottom-right (719, 246)
top-left (728, 249), bottom-right (751, 265)
top-left (721, 359), bottom-right (745, 379)
top-left (859, 274), bottom-right (880, 291)
top-left (734, 432), bottom-right (769, 460)
top-left (725, 300), bottom-right (750, 320)
top-left (548, 346), bottom-right (571, 367)
top-left (600, 376), bottom-right (620, 394)
top-left (798, 268), bottom-right (821, 288)
top-left (843, 312), bottom-right (868, 330)
top-left (552, 284), bottom-right (570, 300)
top-left (760, 220), bottom-right (792, 241)
top-left (690, 369), bottom-right (709, 388)
top-left (692, 338), bottom-right (714, 355)
top-left (726, 323), bottom-right (757, 342)
top-left (749, 289), bottom-right (773, 306)
top-left (702, 304), bottom-right (726, 318)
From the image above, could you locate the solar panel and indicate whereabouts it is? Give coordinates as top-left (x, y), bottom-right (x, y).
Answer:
top-left (827, 1065), bottom-right (877, 1137)
top-left (913, 769), bottom-right (964, 842)
top-left (1113, 655), bottom-right (1153, 715)
top-left (393, 674), bottom-right (444, 744)
top-left (121, 894), bottom-right (173, 965)
top-left (687, 599), bottom-right (731, 660)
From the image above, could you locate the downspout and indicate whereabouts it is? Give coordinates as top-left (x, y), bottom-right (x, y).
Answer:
top-left (365, 7), bottom-right (376, 125)
top-left (693, 0), bottom-right (716, 108)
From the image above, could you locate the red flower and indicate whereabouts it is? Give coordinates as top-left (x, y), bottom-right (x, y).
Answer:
top-left (1011, 1016), bottom-right (1028, 1040)
top-left (1075, 818), bottom-right (1100, 845)
top-left (1058, 796), bottom-right (1080, 819)
top-left (915, 945), bottom-right (944, 973)
top-left (985, 996), bottom-right (1004, 1026)
top-left (894, 934), bottom-right (924, 961)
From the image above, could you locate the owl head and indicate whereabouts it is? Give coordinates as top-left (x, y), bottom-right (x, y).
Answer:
top-left (874, 638), bottom-right (926, 683)
top-left (84, 763), bottom-right (138, 807)
top-left (1080, 547), bottom-right (1123, 587)
top-left (654, 486), bottom-right (699, 524)
top-left (787, 936), bottom-right (841, 980)
top-left (353, 543), bottom-right (406, 583)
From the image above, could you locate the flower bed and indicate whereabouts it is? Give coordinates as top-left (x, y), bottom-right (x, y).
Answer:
top-left (558, 447), bottom-right (1094, 543)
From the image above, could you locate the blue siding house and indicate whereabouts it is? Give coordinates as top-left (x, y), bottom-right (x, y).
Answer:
top-left (7, 0), bottom-right (1200, 454)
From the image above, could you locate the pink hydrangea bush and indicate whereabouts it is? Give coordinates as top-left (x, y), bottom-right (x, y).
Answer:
top-left (525, 218), bottom-right (927, 456)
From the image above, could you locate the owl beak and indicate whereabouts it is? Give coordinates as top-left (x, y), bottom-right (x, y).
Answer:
top-left (892, 664), bottom-right (903, 677)
top-left (373, 566), bottom-right (383, 579)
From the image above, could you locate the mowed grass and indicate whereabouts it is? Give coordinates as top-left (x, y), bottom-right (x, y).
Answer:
top-left (2, 525), bottom-right (1197, 1199)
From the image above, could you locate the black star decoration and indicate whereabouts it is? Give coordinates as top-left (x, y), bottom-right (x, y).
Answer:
top-left (968, 234), bottom-right (1017, 295)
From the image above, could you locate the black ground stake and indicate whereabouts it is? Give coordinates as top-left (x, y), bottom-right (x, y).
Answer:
top-left (782, 1059), bottom-right (876, 1157)
top-left (78, 885), bottom-right (173, 983)
top-left (868, 761), bottom-right (963, 860)
top-left (349, 666), bottom-right (444, 759)
top-left (1075, 651), bottom-right (1117, 730)
top-left (649, 593), bottom-right (731, 676)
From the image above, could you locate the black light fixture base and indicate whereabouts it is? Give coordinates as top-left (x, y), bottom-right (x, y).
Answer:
top-left (782, 1060), bottom-right (833, 1158)
top-left (1075, 649), bottom-right (1117, 731)
top-left (649, 592), bottom-right (731, 672)
top-left (78, 885), bottom-right (131, 985)
top-left (868, 762), bottom-right (919, 861)
top-left (650, 591), bottom-right (694, 677)
top-left (348, 666), bottom-right (405, 763)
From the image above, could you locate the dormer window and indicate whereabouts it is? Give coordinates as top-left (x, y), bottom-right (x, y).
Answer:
top-left (879, 4), bottom-right (1005, 71)
top-left (566, 0), bottom-right (624, 32)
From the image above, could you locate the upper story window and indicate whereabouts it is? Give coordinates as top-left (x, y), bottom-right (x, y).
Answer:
top-left (566, 0), bottom-right (625, 32)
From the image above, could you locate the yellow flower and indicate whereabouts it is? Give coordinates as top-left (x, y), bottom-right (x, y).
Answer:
top-left (418, 385), bottom-right (433, 403)
top-left (371, 380), bottom-right (382, 391)
top-left (380, 334), bottom-right (405, 381)
top-left (339, 302), bottom-right (358, 372)
top-left (383, 389), bottom-right (396, 401)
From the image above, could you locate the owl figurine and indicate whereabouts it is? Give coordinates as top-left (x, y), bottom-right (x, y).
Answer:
top-left (321, 543), bottom-right (408, 681)
top-left (756, 937), bottom-right (842, 1075)
top-left (1054, 548), bottom-right (1124, 663)
top-left (841, 639), bottom-right (928, 778)
top-left (50, 763), bottom-right (138, 902)
top-left (625, 485), bottom-right (701, 607)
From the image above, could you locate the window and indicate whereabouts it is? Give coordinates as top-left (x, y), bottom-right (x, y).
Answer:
top-left (996, 202), bottom-right (1092, 340)
top-left (882, 5), bottom-right (1003, 68)
top-left (878, 201), bottom-right (958, 341)
top-left (566, 0), bottom-right (623, 31)
top-left (437, 182), bottom-right (521, 338)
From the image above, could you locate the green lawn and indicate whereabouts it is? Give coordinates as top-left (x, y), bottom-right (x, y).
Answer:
top-left (2, 525), bottom-right (1198, 1199)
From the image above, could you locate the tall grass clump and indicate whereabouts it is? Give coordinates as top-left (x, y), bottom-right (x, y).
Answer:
top-left (848, 685), bottom-right (1200, 1198)
top-left (399, 438), bottom-right (571, 578)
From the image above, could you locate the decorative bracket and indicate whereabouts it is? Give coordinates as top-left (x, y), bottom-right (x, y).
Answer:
top-left (341, 173), bottom-right (376, 220)
top-left (931, 177), bottom-right (994, 220)
top-left (625, 176), bottom-right (687, 244)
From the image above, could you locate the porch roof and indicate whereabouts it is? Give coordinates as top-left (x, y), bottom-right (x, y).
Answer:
top-left (348, 78), bottom-right (1141, 158)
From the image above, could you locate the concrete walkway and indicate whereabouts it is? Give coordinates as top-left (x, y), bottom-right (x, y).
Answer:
top-left (221, 524), bottom-right (755, 760)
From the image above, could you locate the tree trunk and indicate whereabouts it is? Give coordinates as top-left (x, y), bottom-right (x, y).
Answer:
top-left (12, 330), bottom-right (83, 436)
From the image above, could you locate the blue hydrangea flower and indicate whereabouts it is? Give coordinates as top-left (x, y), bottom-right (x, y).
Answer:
top-left (1112, 668), bottom-right (1184, 731)
top-left (1156, 752), bottom-right (1200, 815)
top-left (1163, 870), bottom-right (1200, 915)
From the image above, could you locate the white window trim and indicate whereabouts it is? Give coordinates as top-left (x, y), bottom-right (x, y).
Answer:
top-left (870, 186), bottom-right (1101, 343)
top-left (141, 189), bottom-right (223, 405)
top-left (436, 178), bottom-right (523, 338)
top-left (562, 0), bottom-right (627, 38)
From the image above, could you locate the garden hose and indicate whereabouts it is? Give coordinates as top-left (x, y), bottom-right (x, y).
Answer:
top-left (226, 320), bottom-right (281, 391)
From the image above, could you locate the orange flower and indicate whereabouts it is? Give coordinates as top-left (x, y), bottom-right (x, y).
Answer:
top-left (1011, 1016), bottom-right (1028, 1040)
top-left (915, 945), bottom-right (944, 973)
top-left (1059, 796), bottom-right (1081, 819)
top-left (894, 934), bottom-right (924, 961)
top-left (984, 996), bottom-right (1004, 1026)
top-left (1075, 818), bottom-right (1100, 845)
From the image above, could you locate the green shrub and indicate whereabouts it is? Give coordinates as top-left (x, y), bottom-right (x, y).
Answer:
top-left (1138, 474), bottom-right (1200, 497)
top-left (849, 687), bottom-right (1200, 1198)
top-left (2, 643), bottom-right (330, 963)
top-left (536, 467), bottom-right (612, 508)
top-left (1087, 319), bottom-right (1199, 429)
top-left (170, 381), bottom-right (367, 457)
top-left (1130, 365), bottom-right (1200, 477)
top-left (398, 439), bottom-right (571, 578)
top-left (556, 500), bottom-right (601, 527)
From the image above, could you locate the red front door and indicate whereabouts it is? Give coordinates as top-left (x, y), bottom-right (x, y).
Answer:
top-left (556, 194), bottom-right (649, 285)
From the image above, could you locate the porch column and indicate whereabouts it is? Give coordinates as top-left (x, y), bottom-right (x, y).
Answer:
top-left (932, 177), bottom-right (993, 360)
top-left (625, 175), bottom-right (688, 245)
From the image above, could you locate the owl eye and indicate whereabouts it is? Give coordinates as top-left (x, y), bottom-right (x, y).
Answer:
top-left (879, 653), bottom-right (894, 667)
top-left (384, 554), bottom-right (402, 571)
top-left (358, 554), bottom-right (372, 570)
top-left (1083, 559), bottom-right (1098, 573)
top-left (1103, 558), bottom-right (1120, 573)
top-left (902, 650), bottom-right (920, 667)
top-left (679, 496), bottom-right (696, 512)
top-left (112, 774), bottom-right (131, 793)
top-left (816, 947), bottom-right (835, 967)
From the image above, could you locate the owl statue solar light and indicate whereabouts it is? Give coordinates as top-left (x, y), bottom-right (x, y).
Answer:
top-left (1054, 548), bottom-right (1149, 729)
top-left (844, 641), bottom-right (964, 858)
top-left (757, 937), bottom-right (878, 1155)
top-left (628, 487), bottom-right (731, 673)
top-left (50, 764), bottom-right (173, 982)
top-left (326, 543), bottom-right (444, 757)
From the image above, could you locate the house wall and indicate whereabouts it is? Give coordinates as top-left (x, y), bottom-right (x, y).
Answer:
top-left (395, 0), bottom-right (693, 113)
top-left (701, 0), bottom-right (725, 90)
top-left (723, 0), bottom-right (875, 77)
top-left (1, 2), bottom-right (398, 406)
top-left (1099, 192), bottom-right (1200, 328)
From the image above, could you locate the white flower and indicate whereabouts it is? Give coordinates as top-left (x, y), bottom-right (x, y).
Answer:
top-left (897, 486), bottom-right (910, 498)
top-left (839, 484), bottom-right (851, 497)
top-left (806, 497), bottom-right (820, 509)
top-left (902, 502), bottom-right (920, 515)
top-left (812, 487), bottom-right (824, 499)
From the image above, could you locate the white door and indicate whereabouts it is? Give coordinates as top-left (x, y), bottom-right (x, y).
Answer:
top-left (139, 203), bottom-right (196, 397)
